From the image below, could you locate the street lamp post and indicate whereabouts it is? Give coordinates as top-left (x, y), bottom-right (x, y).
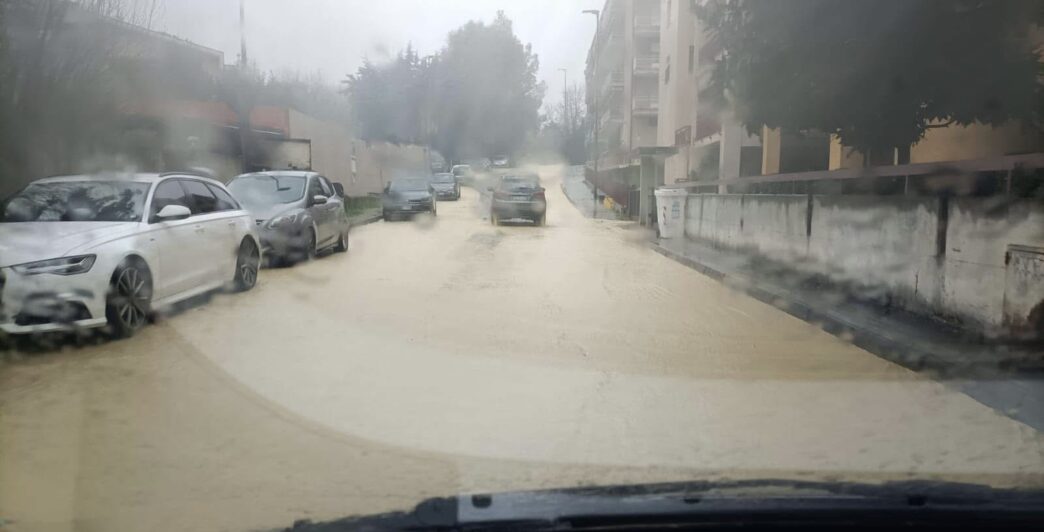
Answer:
top-left (582, 9), bottom-right (600, 218)
top-left (558, 68), bottom-right (568, 127)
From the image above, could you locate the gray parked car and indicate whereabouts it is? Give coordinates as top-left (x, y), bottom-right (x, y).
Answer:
top-left (227, 171), bottom-right (350, 265)
top-left (430, 173), bottom-right (461, 200)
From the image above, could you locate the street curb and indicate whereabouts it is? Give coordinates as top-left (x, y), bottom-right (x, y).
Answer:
top-left (649, 240), bottom-right (1044, 431)
top-left (650, 242), bottom-right (952, 371)
top-left (350, 213), bottom-right (383, 227)
top-left (560, 181), bottom-right (587, 217)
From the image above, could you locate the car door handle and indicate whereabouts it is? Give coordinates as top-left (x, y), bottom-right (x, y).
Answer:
top-left (194, 225), bottom-right (205, 234)
top-left (227, 221), bottom-right (236, 227)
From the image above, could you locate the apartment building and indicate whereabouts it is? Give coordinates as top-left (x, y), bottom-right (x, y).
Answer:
top-left (654, 1), bottom-right (1041, 186)
top-left (585, 0), bottom-right (663, 200)
top-left (656, 0), bottom-right (761, 187)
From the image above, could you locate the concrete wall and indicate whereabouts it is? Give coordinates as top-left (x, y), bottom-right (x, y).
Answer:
top-left (286, 109), bottom-right (430, 197)
top-left (808, 196), bottom-right (941, 310)
top-left (288, 109), bottom-right (353, 190)
top-left (942, 198), bottom-right (1044, 331)
top-left (683, 192), bottom-right (1044, 337)
top-left (352, 141), bottom-right (430, 195)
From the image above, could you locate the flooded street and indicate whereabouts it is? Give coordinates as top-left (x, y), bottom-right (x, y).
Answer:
top-left (2, 167), bottom-right (1042, 532)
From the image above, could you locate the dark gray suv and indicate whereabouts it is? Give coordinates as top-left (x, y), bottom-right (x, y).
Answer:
top-left (228, 171), bottom-right (350, 266)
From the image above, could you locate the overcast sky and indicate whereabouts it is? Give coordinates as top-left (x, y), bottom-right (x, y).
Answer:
top-left (152, 0), bottom-right (600, 105)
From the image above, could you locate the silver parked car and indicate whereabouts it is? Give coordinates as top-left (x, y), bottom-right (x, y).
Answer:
top-left (429, 173), bottom-right (461, 200)
top-left (227, 171), bottom-right (350, 266)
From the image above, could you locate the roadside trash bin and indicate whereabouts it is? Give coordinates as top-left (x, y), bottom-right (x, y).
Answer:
top-left (654, 188), bottom-right (688, 240)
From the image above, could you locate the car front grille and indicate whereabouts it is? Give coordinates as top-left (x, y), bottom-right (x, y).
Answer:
top-left (14, 301), bottom-right (91, 326)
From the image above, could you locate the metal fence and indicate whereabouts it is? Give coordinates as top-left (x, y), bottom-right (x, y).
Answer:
top-left (667, 153), bottom-right (1044, 198)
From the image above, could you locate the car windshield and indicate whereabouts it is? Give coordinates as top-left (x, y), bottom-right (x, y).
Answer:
top-left (389, 179), bottom-right (429, 192)
top-left (1, 181), bottom-right (150, 222)
top-left (4, 1), bottom-right (1044, 531)
top-left (227, 175), bottom-right (306, 209)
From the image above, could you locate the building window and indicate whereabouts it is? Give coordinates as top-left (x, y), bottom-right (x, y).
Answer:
top-left (688, 44), bottom-right (695, 73)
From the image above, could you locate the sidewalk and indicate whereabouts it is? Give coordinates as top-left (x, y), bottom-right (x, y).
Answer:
top-left (653, 236), bottom-right (1044, 431)
top-left (560, 170), bottom-right (620, 220)
top-left (349, 208), bottom-right (382, 226)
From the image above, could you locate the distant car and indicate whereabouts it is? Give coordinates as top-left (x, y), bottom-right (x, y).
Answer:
top-left (227, 171), bottom-right (350, 266)
top-left (0, 173), bottom-right (261, 337)
top-left (491, 157), bottom-right (511, 169)
top-left (489, 173), bottom-right (546, 226)
top-left (429, 173), bottom-right (461, 200)
top-left (451, 164), bottom-right (475, 182)
top-left (382, 178), bottom-right (436, 221)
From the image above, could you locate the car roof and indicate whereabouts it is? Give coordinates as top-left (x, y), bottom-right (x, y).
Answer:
top-left (34, 173), bottom-right (163, 184)
top-left (232, 170), bottom-right (316, 179)
top-left (32, 172), bottom-right (226, 188)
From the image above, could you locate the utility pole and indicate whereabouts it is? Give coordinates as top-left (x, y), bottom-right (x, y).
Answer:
top-left (236, 0), bottom-right (251, 172)
top-left (559, 68), bottom-right (568, 127)
top-left (239, 0), bottom-right (248, 68)
top-left (583, 9), bottom-right (600, 218)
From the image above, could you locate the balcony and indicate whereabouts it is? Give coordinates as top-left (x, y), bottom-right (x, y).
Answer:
top-left (599, 107), bottom-right (624, 129)
top-left (632, 96), bottom-right (659, 116)
top-left (600, 70), bottom-right (624, 97)
top-left (633, 15), bottom-right (660, 36)
top-left (633, 55), bottom-right (659, 76)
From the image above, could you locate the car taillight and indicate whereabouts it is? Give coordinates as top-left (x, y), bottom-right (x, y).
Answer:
top-left (531, 190), bottom-right (546, 201)
top-left (493, 191), bottom-right (509, 200)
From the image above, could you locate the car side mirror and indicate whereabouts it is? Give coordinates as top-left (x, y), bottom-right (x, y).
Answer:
top-left (332, 183), bottom-right (345, 197)
top-left (155, 204), bottom-right (191, 221)
top-left (311, 195), bottom-right (328, 206)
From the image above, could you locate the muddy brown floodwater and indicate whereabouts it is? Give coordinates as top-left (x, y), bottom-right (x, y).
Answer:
top-left (2, 166), bottom-right (1042, 532)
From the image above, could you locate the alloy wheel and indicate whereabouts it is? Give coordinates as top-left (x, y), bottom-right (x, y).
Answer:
top-left (113, 266), bottom-right (150, 332)
top-left (236, 242), bottom-right (260, 290)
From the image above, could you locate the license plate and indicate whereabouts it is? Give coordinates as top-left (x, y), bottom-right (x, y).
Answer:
top-left (512, 195), bottom-right (529, 201)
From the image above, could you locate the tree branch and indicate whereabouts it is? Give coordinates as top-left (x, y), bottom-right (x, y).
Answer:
top-left (924, 118), bottom-right (956, 129)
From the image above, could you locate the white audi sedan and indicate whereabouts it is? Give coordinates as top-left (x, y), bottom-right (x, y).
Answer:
top-left (0, 173), bottom-right (262, 338)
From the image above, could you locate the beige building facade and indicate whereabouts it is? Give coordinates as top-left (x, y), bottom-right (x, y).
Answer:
top-left (586, 0), bottom-right (663, 198)
top-left (650, 1), bottom-right (1041, 183)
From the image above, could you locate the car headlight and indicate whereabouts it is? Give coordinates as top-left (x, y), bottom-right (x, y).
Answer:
top-left (12, 255), bottom-right (96, 276)
top-left (267, 214), bottom-right (298, 229)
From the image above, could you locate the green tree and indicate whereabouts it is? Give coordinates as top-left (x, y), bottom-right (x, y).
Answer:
top-left (432, 12), bottom-right (544, 160)
top-left (697, 0), bottom-right (1042, 160)
top-left (344, 12), bottom-right (545, 161)
top-left (345, 44), bottom-right (432, 144)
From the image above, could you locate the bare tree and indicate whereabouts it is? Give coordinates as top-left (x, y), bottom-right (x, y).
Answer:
top-left (543, 84), bottom-right (587, 164)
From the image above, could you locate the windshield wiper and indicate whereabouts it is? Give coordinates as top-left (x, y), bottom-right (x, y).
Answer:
top-left (283, 479), bottom-right (1044, 531)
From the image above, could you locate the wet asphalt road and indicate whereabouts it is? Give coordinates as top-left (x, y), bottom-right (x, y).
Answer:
top-left (2, 166), bottom-right (1043, 532)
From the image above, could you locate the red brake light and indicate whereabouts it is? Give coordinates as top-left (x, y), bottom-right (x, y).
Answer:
top-left (532, 190), bottom-right (545, 200)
